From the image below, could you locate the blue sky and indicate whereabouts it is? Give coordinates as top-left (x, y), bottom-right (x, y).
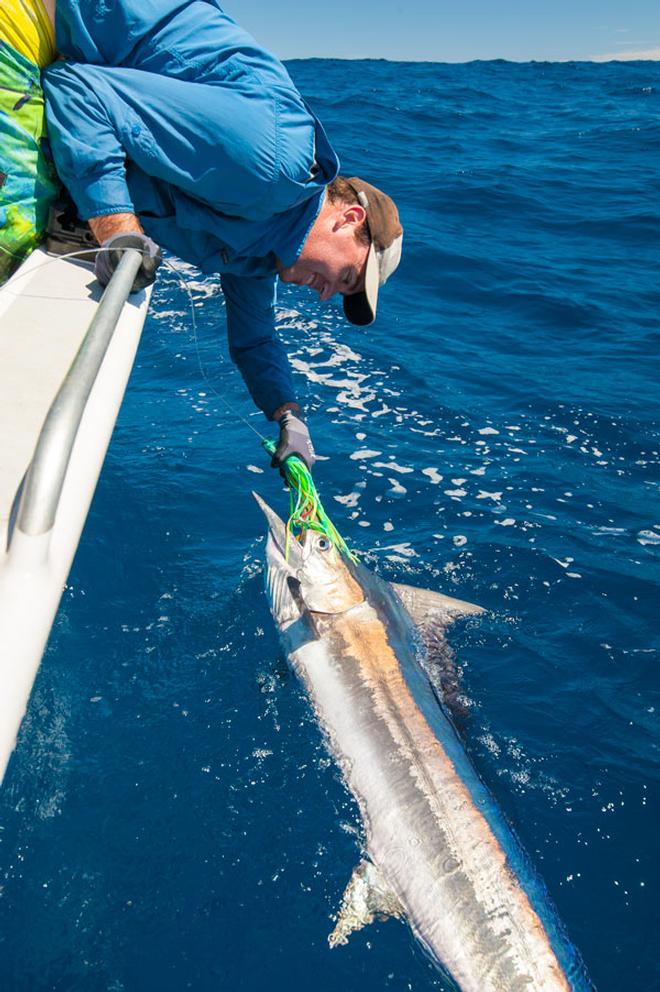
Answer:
top-left (224, 1), bottom-right (660, 62)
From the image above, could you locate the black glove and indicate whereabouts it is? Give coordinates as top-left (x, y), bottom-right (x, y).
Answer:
top-left (271, 411), bottom-right (316, 471)
top-left (95, 232), bottom-right (162, 292)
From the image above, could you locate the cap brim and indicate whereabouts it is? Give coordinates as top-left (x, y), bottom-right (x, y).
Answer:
top-left (344, 243), bottom-right (379, 326)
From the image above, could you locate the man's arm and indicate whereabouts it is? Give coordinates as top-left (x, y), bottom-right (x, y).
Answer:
top-left (88, 213), bottom-right (143, 243)
top-left (271, 401), bottom-right (301, 420)
top-left (223, 274), bottom-right (316, 468)
top-left (43, 64), bottom-right (160, 286)
top-left (223, 273), bottom-right (299, 420)
top-left (43, 62), bottom-right (134, 221)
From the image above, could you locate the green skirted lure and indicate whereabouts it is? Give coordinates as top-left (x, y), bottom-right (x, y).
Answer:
top-left (262, 438), bottom-right (357, 563)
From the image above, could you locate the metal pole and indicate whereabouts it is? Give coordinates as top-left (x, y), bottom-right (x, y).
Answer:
top-left (15, 249), bottom-right (144, 538)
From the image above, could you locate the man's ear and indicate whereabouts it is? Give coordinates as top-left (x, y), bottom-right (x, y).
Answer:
top-left (339, 203), bottom-right (367, 229)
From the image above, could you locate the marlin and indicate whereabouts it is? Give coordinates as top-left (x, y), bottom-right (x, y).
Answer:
top-left (254, 493), bottom-right (595, 992)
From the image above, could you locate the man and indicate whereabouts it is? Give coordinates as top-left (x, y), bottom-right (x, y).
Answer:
top-left (42, 1), bottom-right (403, 468)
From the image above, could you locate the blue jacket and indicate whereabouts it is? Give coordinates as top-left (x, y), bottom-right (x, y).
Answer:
top-left (42, 1), bottom-right (340, 418)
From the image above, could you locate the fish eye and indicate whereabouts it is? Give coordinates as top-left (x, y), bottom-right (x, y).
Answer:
top-left (317, 537), bottom-right (330, 551)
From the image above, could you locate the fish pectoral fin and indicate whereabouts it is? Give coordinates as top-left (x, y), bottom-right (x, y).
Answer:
top-left (391, 581), bottom-right (484, 625)
top-left (329, 860), bottom-right (403, 948)
top-left (392, 581), bottom-right (483, 718)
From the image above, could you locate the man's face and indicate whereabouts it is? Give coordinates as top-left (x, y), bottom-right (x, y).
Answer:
top-left (277, 199), bottom-right (369, 303)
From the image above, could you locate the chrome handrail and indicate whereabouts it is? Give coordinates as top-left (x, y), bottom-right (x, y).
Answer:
top-left (14, 249), bottom-right (143, 538)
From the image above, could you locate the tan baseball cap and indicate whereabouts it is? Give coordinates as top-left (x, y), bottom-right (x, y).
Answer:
top-left (343, 177), bottom-right (403, 326)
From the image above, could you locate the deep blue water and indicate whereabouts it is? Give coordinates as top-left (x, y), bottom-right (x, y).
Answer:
top-left (1, 60), bottom-right (659, 991)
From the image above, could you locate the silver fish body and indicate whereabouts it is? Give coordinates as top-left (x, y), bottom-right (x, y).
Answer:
top-left (254, 494), bottom-right (595, 992)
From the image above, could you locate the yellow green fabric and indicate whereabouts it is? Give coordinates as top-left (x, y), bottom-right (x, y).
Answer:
top-left (0, 2), bottom-right (58, 283)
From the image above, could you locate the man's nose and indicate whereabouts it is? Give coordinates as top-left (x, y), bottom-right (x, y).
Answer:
top-left (319, 282), bottom-right (335, 302)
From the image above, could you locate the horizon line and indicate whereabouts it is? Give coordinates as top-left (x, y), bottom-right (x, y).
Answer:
top-left (282, 55), bottom-right (660, 64)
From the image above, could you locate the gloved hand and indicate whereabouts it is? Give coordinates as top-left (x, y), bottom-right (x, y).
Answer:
top-left (271, 410), bottom-right (317, 471)
top-left (95, 232), bottom-right (162, 292)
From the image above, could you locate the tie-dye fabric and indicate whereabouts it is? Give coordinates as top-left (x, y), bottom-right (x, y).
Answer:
top-left (0, 11), bottom-right (58, 283)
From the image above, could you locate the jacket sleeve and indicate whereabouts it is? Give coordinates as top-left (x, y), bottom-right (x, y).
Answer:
top-left (222, 273), bottom-right (298, 420)
top-left (42, 62), bottom-right (134, 220)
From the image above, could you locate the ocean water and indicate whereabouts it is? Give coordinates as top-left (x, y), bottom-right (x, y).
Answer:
top-left (1, 59), bottom-right (659, 991)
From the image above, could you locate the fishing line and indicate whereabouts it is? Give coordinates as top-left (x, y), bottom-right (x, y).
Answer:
top-left (2, 245), bottom-right (267, 441)
top-left (158, 254), bottom-right (267, 442)
top-left (157, 256), bottom-right (355, 557)
top-left (2, 246), bottom-right (356, 558)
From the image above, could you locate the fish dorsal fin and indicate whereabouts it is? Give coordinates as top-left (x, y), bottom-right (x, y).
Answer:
top-left (391, 582), bottom-right (484, 626)
top-left (329, 860), bottom-right (403, 948)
